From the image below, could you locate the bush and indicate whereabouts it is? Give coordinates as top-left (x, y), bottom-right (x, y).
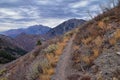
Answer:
top-left (43, 44), bottom-right (58, 54)
top-left (27, 63), bottom-right (41, 80)
top-left (0, 68), bottom-right (6, 76)
top-left (36, 40), bottom-right (42, 46)
top-left (0, 77), bottom-right (7, 80)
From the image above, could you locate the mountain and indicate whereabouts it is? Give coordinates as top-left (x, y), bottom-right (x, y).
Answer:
top-left (46, 18), bottom-right (86, 38)
top-left (14, 19), bottom-right (85, 51)
top-left (1, 25), bottom-right (51, 37)
top-left (15, 33), bottom-right (42, 51)
top-left (0, 35), bottom-right (27, 64)
top-left (0, 4), bottom-right (120, 80)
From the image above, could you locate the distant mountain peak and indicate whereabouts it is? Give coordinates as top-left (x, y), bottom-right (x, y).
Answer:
top-left (1, 25), bottom-right (51, 37)
top-left (46, 18), bottom-right (86, 38)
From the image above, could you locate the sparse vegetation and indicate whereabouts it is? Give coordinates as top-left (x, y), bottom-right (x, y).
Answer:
top-left (0, 77), bottom-right (7, 80)
top-left (43, 44), bottom-right (58, 54)
top-left (71, 2), bottom-right (120, 79)
top-left (38, 36), bottom-right (69, 80)
top-left (0, 68), bottom-right (6, 76)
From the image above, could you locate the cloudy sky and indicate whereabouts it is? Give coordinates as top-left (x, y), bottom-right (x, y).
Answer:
top-left (0, 0), bottom-right (115, 31)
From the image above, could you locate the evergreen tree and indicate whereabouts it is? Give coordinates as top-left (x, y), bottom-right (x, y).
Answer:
top-left (36, 40), bottom-right (42, 45)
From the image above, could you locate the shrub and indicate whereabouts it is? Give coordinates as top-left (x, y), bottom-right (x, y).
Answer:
top-left (0, 68), bottom-right (6, 76)
top-left (102, 17), bottom-right (110, 22)
top-left (43, 44), bottom-right (58, 54)
top-left (36, 40), bottom-right (42, 45)
top-left (65, 30), bottom-right (74, 37)
top-left (0, 77), bottom-right (7, 80)
top-left (39, 58), bottom-right (51, 73)
top-left (46, 53), bottom-right (57, 67)
top-left (81, 36), bottom-right (93, 45)
top-left (27, 62), bottom-right (42, 80)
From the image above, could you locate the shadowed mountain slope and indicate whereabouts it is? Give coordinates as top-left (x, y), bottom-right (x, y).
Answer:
top-left (0, 35), bottom-right (27, 64)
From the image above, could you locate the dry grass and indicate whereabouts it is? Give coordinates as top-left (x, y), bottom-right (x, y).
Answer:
top-left (94, 36), bottom-right (103, 47)
top-left (114, 29), bottom-right (120, 39)
top-left (108, 29), bottom-right (120, 45)
top-left (109, 38), bottom-right (116, 45)
top-left (98, 21), bottom-right (105, 29)
top-left (81, 36), bottom-right (93, 45)
top-left (46, 68), bottom-right (54, 75)
top-left (92, 48), bottom-right (99, 58)
top-left (40, 74), bottom-right (50, 80)
top-left (73, 45), bottom-right (79, 50)
top-left (82, 55), bottom-right (90, 64)
top-left (38, 36), bottom-right (69, 80)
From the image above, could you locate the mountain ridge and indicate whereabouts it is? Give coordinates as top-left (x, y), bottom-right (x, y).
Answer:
top-left (13, 18), bottom-right (86, 51)
top-left (46, 18), bottom-right (86, 38)
top-left (1, 25), bottom-right (51, 37)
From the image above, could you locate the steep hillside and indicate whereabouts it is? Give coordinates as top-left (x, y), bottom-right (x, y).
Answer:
top-left (0, 35), bottom-right (27, 64)
top-left (69, 5), bottom-right (120, 80)
top-left (1, 25), bottom-right (51, 37)
top-left (15, 33), bottom-right (43, 51)
top-left (46, 19), bottom-right (86, 38)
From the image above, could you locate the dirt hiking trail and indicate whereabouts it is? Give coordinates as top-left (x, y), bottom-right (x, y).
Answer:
top-left (52, 34), bottom-right (76, 80)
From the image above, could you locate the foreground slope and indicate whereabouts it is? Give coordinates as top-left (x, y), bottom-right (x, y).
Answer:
top-left (68, 5), bottom-right (120, 80)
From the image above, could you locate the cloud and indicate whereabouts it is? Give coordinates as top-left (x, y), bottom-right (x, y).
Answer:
top-left (0, 0), bottom-right (111, 31)
top-left (70, 0), bottom-right (90, 8)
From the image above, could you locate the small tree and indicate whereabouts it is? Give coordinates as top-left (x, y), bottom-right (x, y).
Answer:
top-left (36, 40), bottom-right (42, 46)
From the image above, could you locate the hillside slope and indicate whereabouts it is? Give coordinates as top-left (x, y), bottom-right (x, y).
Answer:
top-left (15, 33), bottom-right (42, 51)
top-left (69, 5), bottom-right (120, 80)
top-left (0, 35), bottom-right (27, 64)
top-left (0, 31), bottom-right (73, 80)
